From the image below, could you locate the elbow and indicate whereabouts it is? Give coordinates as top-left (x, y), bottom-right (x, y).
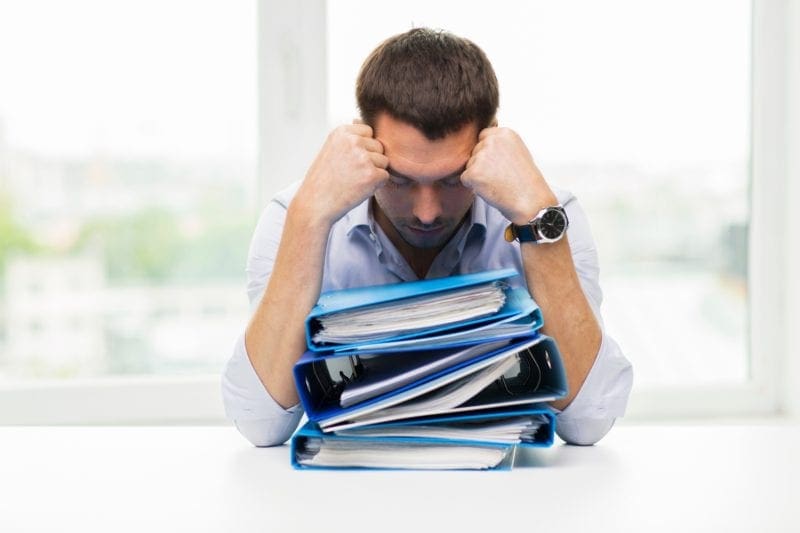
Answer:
top-left (556, 417), bottom-right (616, 446)
top-left (220, 335), bottom-right (304, 447)
top-left (233, 419), bottom-right (292, 447)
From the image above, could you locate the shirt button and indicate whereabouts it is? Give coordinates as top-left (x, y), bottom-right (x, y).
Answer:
top-left (369, 233), bottom-right (376, 241)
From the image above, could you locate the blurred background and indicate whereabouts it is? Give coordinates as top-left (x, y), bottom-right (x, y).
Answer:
top-left (1, 0), bottom-right (796, 423)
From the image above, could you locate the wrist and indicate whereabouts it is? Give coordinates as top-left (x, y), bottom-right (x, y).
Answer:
top-left (287, 192), bottom-right (337, 231)
top-left (509, 187), bottom-right (559, 225)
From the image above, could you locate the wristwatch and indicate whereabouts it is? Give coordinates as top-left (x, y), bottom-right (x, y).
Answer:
top-left (504, 205), bottom-right (569, 244)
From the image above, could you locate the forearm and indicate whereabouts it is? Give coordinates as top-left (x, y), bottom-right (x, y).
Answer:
top-left (520, 236), bottom-right (602, 410)
top-left (244, 199), bottom-right (330, 408)
top-left (244, 123), bottom-right (389, 410)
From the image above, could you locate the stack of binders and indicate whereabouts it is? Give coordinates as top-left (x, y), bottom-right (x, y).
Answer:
top-left (290, 268), bottom-right (568, 470)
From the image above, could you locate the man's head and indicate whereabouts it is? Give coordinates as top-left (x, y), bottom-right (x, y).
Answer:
top-left (356, 29), bottom-right (499, 260)
top-left (356, 27), bottom-right (499, 140)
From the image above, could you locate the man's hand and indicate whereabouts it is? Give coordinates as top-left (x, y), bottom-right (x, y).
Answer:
top-left (245, 121), bottom-right (387, 412)
top-left (461, 127), bottom-right (557, 224)
top-left (295, 122), bottom-right (389, 226)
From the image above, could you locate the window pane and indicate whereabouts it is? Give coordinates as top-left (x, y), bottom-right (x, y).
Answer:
top-left (0, 0), bottom-right (256, 379)
top-left (327, 0), bottom-right (750, 388)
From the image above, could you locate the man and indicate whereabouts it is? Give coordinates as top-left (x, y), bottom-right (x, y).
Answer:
top-left (222, 28), bottom-right (632, 447)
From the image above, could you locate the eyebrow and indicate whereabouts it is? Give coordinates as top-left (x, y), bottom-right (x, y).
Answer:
top-left (386, 163), bottom-right (467, 182)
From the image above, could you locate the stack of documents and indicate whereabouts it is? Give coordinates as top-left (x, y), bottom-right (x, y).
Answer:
top-left (296, 439), bottom-right (512, 470)
top-left (311, 281), bottom-right (507, 345)
top-left (304, 269), bottom-right (542, 352)
top-left (291, 268), bottom-right (568, 470)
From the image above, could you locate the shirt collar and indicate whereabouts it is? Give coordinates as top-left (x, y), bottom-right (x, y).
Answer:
top-left (344, 197), bottom-right (375, 238)
top-left (469, 195), bottom-right (489, 233)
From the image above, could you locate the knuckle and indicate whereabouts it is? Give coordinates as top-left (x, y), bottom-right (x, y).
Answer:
top-left (329, 125), bottom-right (349, 143)
top-left (347, 133), bottom-right (363, 150)
top-left (374, 167), bottom-right (389, 181)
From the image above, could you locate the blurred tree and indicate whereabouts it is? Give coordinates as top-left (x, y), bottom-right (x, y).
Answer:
top-left (172, 209), bottom-right (252, 282)
top-left (75, 205), bottom-right (252, 284)
top-left (76, 208), bottom-right (182, 282)
top-left (0, 194), bottom-right (40, 278)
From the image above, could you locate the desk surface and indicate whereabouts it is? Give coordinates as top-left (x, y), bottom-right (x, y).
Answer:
top-left (1, 424), bottom-right (798, 533)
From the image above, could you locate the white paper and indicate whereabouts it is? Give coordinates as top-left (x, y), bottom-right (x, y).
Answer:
top-left (339, 340), bottom-right (511, 408)
top-left (334, 415), bottom-right (547, 444)
top-left (297, 439), bottom-right (511, 470)
top-left (350, 314), bottom-right (536, 352)
top-left (318, 346), bottom-right (521, 430)
top-left (312, 282), bottom-right (506, 344)
top-left (332, 355), bottom-right (520, 429)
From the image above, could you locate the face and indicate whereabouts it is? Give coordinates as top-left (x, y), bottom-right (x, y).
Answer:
top-left (373, 114), bottom-right (478, 252)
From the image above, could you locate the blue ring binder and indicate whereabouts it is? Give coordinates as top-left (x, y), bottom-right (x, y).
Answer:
top-left (291, 268), bottom-right (568, 470)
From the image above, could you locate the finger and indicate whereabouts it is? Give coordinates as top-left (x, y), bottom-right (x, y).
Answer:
top-left (352, 117), bottom-right (365, 125)
top-left (373, 167), bottom-right (390, 187)
top-left (478, 127), bottom-right (497, 141)
top-left (360, 136), bottom-right (385, 154)
top-left (348, 123), bottom-right (374, 137)
top-left (460, 161), bottom-right (476, 188)
top-left (369, 152), bottom-right (389, 169)
top-left (468, 140), bottom-right (485, 158)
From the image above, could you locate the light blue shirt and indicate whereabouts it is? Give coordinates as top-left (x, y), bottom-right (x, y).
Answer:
top-left (222, 181), bottom-right (633, 446)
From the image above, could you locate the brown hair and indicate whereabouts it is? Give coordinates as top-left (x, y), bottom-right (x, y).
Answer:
top-left (356, 28), bottom-right (499, 140)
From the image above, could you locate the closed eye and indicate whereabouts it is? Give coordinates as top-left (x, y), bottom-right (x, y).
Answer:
top-left (438, 176), bottom-right (462, 188)
top-left (385, 164), bottom-right (466, 188)
top-left (388, 174), bottom-right (413, 187)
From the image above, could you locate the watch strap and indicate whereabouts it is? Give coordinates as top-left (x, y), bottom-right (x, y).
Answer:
top-left (504, 222), bottom-right (538, 243)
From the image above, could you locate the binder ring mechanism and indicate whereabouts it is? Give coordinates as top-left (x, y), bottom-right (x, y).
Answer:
top-left (312, 355), bottom-right (364, 404)
top-left (311, 348), bottom-right (544, 403)
top-left (497, 347), bottom-right (543, 396)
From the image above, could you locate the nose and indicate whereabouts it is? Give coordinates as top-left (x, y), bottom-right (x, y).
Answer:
top-left (412, 185), bottom-right (443, 225)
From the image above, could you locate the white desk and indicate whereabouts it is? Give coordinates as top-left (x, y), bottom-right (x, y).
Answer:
top-left (0, 424), bottom-right (797, 533)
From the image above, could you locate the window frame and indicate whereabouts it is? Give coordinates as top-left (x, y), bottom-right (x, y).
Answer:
top-left (1, 0), bottom-right (797, 425)
top-left (617, 0), bottom-right (798, 420)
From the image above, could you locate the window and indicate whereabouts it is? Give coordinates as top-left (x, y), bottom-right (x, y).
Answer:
top-left (0, 1), bottom-right (256, 384)
top-left (3, 0), bottom-right (796, 423)
top-left (326, 0), bottom-right (751, 399)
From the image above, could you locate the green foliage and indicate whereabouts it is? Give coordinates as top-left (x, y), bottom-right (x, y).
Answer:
top-left (171, 214), bottom-right (252, 282)
top-left (0, 194), bottom-right (40, 276)
top-left (77, 208), bottom-right (182, 282)
top-left (1, 179), bottom-right (253, 285)
top-left (75, 206), bottom-right (252, 284)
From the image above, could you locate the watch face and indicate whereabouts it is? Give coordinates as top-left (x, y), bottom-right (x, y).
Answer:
top-left (537, 208), bottom-right (567, 239)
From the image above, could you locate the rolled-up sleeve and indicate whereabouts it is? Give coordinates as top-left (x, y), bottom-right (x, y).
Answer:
top-left (222, 333), bottom-right (304, 446)
top-left (553, 191), bottom-right (634, 445)
top-left (553, 332), bottom-right (633, 445)
top-left (221, 183), bottom-right (306, 447)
